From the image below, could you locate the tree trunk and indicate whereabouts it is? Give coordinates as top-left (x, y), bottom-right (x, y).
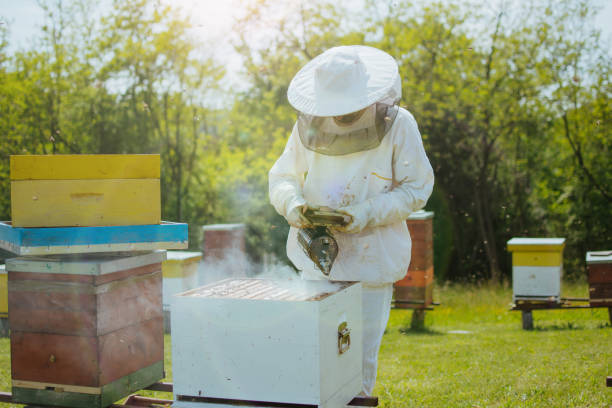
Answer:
top-left (474, 181), bottom-right (502, 281)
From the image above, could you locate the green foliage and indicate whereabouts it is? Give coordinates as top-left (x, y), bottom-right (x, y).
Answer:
top-left (365, 0), bottom-right (611, 281)
top-left (216, 0), bottom-right (369, 265)
top-left (0, 0), bottom-right (609, 279)
top-left (426, 185), bottom-right (454, 281)
top-left (0, 0), bottom-right (225, 250)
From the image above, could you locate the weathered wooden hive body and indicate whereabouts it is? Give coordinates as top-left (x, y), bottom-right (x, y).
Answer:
top-left (394, 211), bottom-right (434, 308)
top-left (199, 224), bottom-right (247, 286)
top-left (6, 251), bottom-right (166, 408)
top-left (586, 251), bottom-right (612, 307)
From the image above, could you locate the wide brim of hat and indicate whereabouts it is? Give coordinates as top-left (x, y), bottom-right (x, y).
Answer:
top-left (287, 45), bottom-right (398, 117)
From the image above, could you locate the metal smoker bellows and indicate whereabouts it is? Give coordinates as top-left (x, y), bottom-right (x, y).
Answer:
top-left (297, 208), bottom-right (351, 276)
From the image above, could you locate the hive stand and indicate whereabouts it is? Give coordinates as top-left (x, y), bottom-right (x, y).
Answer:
top-left (511, 298), bottom-right (612, 330)
top-left (0, 383), bottom-right (379, 407)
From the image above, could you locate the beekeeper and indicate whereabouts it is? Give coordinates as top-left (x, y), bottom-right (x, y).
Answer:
top-left (269, 45), bottom-right (434, 396)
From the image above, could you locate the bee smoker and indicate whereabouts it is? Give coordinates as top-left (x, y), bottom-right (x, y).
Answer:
top-left (296, 208), bottom-right (350, 276)
top-left (297, 226), bottom-right (338, 276)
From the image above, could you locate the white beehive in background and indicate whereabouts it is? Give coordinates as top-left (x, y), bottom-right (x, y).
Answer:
top-left (507, 238), bottom-right (565, 302)
top-left (162, 252), bottom-right (201, 309)
top-left (0, 264), bottom-right (7, 337)
top-left (0, 264), bottom-right (6, 319)
top-left (162, 251), bottom-right (201, 332)
top-left (171, 278), bottom-right (362, 408)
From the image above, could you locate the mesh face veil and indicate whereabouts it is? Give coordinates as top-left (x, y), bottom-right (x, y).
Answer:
top-left (297, 103), bottom-right (399, 156)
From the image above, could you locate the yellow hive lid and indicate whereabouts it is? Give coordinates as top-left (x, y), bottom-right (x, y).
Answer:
top-left (507, 237), bottom-right (565, 252)
top-left (10, 154), bottom-right (160, 180)
top-left (164, 251), bottom-right (203, 265)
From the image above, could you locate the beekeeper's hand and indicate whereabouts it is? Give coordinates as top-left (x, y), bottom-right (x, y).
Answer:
top-left (286, 205), bottom-right (312, 228)
top-left (336, 200), bottom-right (372, 233)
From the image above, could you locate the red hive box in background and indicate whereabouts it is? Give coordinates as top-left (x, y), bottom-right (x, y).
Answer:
top-left (199, 224), bottom-right (248, 285)
top-left (201, 223), bottom-right (246, 262)
top-left (394, 211), bottom-right (434, 309)
top-left (586, 251), bottom-right (612, 307)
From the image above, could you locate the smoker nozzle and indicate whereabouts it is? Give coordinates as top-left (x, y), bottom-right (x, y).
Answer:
top-left (319, 258), bottom-right (332, 276)
top-left (297, 227), bottom-right (339, 276)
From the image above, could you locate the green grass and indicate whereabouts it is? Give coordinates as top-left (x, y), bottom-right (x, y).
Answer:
top-left (377, 282), bottom-right (611, 407)
top-left (0, 282), bottom-right (610, 407)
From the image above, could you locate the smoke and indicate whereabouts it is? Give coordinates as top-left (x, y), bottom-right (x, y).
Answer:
top-left (196, 245), bottom-right (251, 286)
top-left (190, 221), bottom-right (347, 302)
top-left (192, 242), bottom-right (344, 300)
top-left (196, 242), bottom-right (297, 282)
top-left (197, 247), bottom-right (299, 284)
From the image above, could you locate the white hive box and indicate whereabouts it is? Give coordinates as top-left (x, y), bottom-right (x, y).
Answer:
top-left (162, 251), bottom-right (201, 333)
top-left (507, 238), bottom-right (565, 302)
top-left (0, 264), bottom-right (6, 318)
top-left (0, 264), bottom-right (6, 337)
top-left (171, 278), bottom-right (362, 408)
top-left (162, 251), bottom-right (201, 311)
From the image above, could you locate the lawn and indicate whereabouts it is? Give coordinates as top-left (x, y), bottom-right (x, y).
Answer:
top-left (0, 281), bottom-right (609, 407)
top-left (377, 282), bottom-right (611, 407)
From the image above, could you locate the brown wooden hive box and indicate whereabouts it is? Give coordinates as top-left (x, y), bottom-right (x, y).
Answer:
top-left (586, 251), bottom-right (612, 307)
top-left (394, 212), bottom-right (434, 308)
top-left (201, 223), bottom-right (246, 261)
top-left (6, 251), bottom-right (166, 408)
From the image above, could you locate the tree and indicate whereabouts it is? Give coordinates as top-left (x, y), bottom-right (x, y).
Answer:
top-left (365, 0), bottom-right (610, 281)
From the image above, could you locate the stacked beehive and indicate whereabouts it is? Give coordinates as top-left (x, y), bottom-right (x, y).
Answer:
top-left (394, 211), bottom-right (434, 308)
top-left (1, 155), bottom-right (188, 408)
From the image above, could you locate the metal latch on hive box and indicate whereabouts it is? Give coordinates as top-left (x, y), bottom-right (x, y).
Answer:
top-left (338, 322), bottom-right (351, 354)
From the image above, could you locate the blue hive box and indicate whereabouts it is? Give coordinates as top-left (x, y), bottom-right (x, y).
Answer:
top-left (0, 221), bottom-right (188, 255)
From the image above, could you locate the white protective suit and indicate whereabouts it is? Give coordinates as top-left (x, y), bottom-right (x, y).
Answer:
top-left (269, 103), bottom-right (434, 396)
top-left (269, 106), bottom-right (434, 283)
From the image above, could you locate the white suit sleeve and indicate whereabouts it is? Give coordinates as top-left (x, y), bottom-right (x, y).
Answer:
top-left (346, 111), bottom-right (434, 229)
top-left (269, 123), bottom-right (308, 218)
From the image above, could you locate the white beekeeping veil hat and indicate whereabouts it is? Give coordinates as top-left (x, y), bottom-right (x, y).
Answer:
top-left (288, 45), bottom-right (399, 117)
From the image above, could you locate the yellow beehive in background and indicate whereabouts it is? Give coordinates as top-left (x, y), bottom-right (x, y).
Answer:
top-left (507, 237), bottom-right (565, 302)
top-left (10, 155), bottom-right (161, 227)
